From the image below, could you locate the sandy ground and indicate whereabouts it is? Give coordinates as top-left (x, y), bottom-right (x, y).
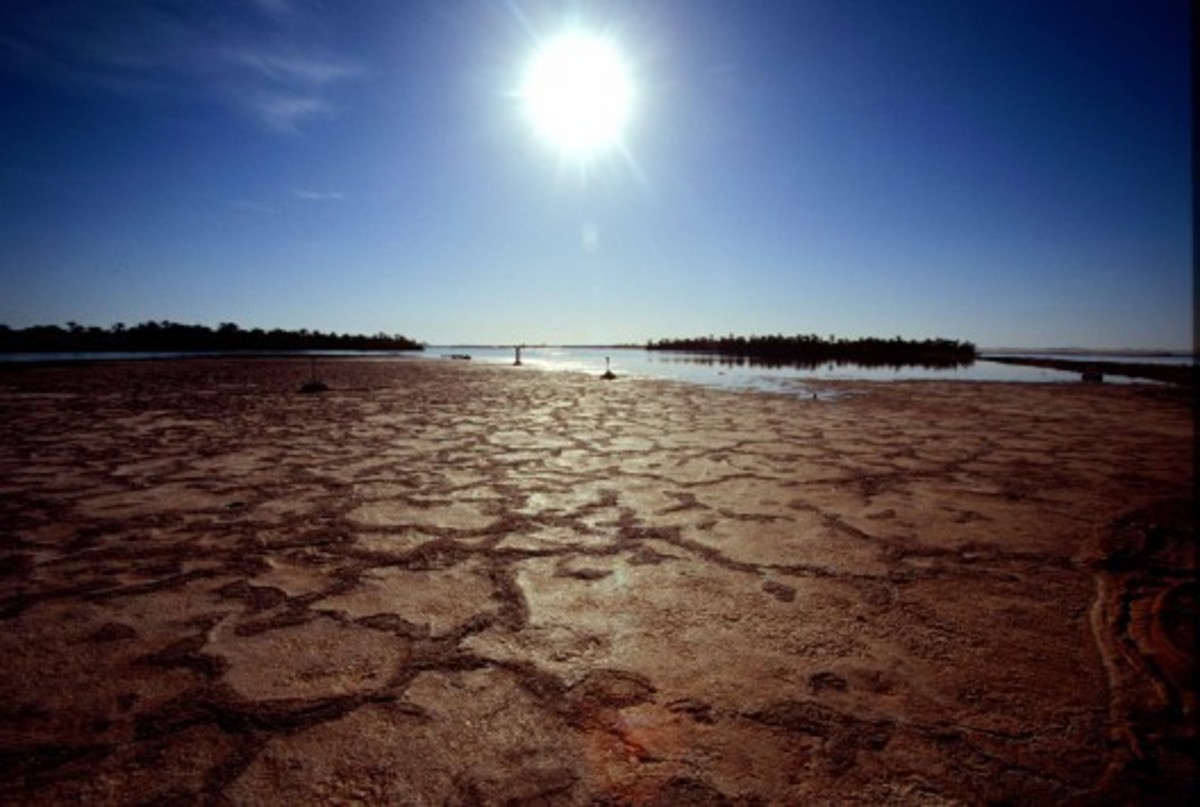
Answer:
top-left (0, 357), bottom-right (1194, 804)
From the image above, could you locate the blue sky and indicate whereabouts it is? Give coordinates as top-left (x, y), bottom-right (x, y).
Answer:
top-left (0, 0), bottom-right (1191, 349)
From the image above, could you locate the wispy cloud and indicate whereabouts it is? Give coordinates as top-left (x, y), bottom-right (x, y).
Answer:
top-left (1, 1), bottom-right (364, 133)
top-left (223, 48), bottom-right (363, 85)
top-left (292, 189), bottom-right (346, 202)
top-left (251, 95), bottom-right (336, 132)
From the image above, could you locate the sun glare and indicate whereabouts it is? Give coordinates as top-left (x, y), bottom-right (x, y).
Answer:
top-left (521, 32), bottom-right (633, 159)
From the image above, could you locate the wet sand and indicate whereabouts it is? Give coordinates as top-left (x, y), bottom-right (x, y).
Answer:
top-left (0, 358), bottom-right (1194, 803)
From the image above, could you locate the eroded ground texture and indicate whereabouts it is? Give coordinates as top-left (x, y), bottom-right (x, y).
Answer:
top-left (0, 358), bottom-right (1194, 804)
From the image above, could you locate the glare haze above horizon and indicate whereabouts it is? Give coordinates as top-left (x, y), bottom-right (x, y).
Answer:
top-left (0, 1), bottom-right (1192, 351)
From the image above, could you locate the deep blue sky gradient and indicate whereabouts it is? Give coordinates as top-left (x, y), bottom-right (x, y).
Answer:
top-left (1, 0), bottom-right (1191, 348)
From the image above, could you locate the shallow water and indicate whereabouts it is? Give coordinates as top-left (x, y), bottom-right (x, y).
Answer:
top-left (1, 346), bottom-right (1177, 397)
top-left (429, 345), bottom-right (1164, 394)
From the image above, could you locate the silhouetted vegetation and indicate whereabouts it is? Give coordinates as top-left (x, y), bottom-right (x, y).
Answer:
top-left (984, 356), bottom-right (1197, 387)
top-left (647, 333), bottom-right (976, 368)
top-left (0, 321), bottom-right (423, 353)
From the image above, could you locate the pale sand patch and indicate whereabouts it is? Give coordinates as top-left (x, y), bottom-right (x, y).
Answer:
top-left (679, 515), bottom-right (892, 575)
top-left (439, 468), bottom-right (493, 490)
top-left (317, 458), bottom-right (394, 483)
top-left (251, 487), bottom-right (326, 521)
top-left (350, 481), bottom-right (415, 499)
top-left (110, 456), bottom-right (184, 480)
top-left (315, 560), bottom-right (500, 635)
top-left (115, 413), bottom-right (205, 436)
top-left (252, 556), bottom-right (343, 598)
top-left (188, 449), bottom-right (281, 478)
top-left (544, 449), bottom-right (619, 474)
top-left (465, 554), bottom-right (861, 707)
top-left (347, 499), bottom-right (497, 530)
top-left (515, 483), bottom-right (620, 518)
top-left (684, 475), bottom-right (804, 515)
top-left (352, 529), bottom-right (442, 556)
top-left (493, 525), bottom-right (616, 552)
top-left (614, 482), bottom-right (705, 515)
top-left (488, 428), bottom-right (578, 452)
top-left (76, 482), bottom-right (231, 517)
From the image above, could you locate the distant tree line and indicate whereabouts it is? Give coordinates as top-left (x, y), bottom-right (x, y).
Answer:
top-left (0, 321), bottom-right (424, 353)
top-left (646, 333), bottom-right (976, 368)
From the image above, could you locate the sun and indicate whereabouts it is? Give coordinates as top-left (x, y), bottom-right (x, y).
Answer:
top-left (520, 32), bottom-right (633, 159)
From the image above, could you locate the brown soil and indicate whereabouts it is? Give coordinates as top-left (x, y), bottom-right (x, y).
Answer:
top-left (0, 358), bottom-right (1194, 803)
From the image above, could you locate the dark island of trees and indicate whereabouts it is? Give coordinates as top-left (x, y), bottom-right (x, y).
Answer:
top-left (0, 321), bottom-right (423, 354)
top-left (646, 333), bottom-right (976, 368)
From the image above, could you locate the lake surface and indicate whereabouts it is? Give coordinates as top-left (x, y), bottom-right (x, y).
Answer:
top-left (3, 347), bottom-right (1185, 398)
top-left (429, 346), bottom-right (1180, 395)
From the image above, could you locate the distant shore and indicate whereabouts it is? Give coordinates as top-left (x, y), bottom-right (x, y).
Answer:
top-left (0, 321), bottom-right (423, 353)
top-left (646, 334), bottom-right (976, 367)
top-left (983, 355), bottom-right (1196, 386)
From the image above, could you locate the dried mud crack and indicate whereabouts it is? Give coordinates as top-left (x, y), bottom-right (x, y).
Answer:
top-left (0, 357), bottom-right (1194, 803)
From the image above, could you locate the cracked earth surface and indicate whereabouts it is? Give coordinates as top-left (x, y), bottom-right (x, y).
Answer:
top-left (0, 358), bottom-right (1194, 803)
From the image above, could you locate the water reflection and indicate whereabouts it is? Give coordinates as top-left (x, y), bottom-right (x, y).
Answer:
top-left (436, 346), bottom-right (1116, 392)
top-left (648, 353), bottom-right (974, 372)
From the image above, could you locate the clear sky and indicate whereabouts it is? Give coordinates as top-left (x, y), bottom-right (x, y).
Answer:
top-left (1, 0), bottom-right (1192, 349)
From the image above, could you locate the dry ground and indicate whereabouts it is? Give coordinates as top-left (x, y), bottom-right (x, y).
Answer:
top-left (0, 358), bottom-right (1194, 803)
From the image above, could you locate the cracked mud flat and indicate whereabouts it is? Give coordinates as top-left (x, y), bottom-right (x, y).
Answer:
top-left (0, 357), bottom-right (1194, 804)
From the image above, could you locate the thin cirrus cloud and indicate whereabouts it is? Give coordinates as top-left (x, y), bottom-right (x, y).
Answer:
top-left (249, 94), bottom-right (338, 133)
top-left (220, 44), bottom-right (364, 131)
top-left (222, 48), bottom-right (363, 86)
top-left (0, 1), bottom-right (363, 133)
top-left (230, 190), bottom-right (343, 214)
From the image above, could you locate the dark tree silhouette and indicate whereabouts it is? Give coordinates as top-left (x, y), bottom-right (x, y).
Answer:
top-left (0, 321), bottom-right (424, 353)
top-left (646, 333), bottom-right (976, 369)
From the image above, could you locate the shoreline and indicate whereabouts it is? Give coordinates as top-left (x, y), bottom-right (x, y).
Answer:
top-left (4, 349), bottom-right (1195, 393)
top-left (982, 354), bottom-right (1197, 386)
top-left (1, 358), bottom-right (1194, 802)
